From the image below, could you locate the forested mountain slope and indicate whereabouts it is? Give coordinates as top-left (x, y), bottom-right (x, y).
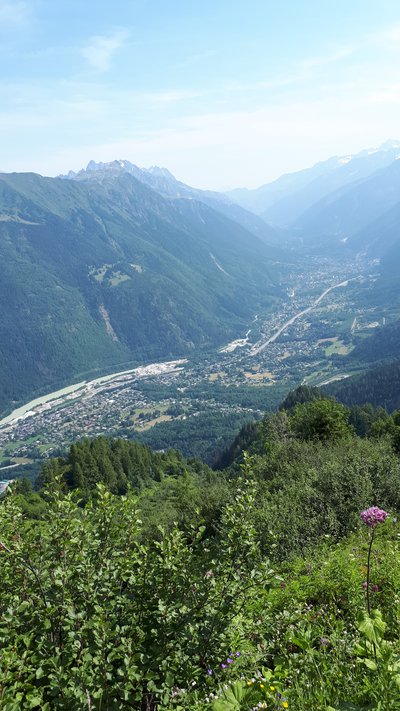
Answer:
top-left (326, 360), bottom-right (400, 412)
top-left (63, 159), bottom-right (281, 246)
top-left (348, 200), bottom-right (400, 258)
top-left (347, 319), bottom-right (400, 365)
top-left (293, 158), bottom-right (400, 241)
top-left (0, 171), bottom-right (285, 414)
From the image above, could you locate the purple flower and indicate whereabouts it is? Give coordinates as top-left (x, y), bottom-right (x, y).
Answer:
top-left (207, 668), bottom-right (213, 675)
top-left (235, 652), bottom-right (241, 657)
top-left (360, 507), bottom-right (389, 527)
top-left (221, 663), bottom-right (227, 669)
top-left (226, 658), bottom-right (234, 664)
top-left (319, 637), bottom-right (329, 647)
top-left (371, 584), bottom-right (380, 593)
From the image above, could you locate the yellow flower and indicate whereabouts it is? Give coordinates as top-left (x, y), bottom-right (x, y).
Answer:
top-left (270, 685), bottom-right (275, 691)
top-left (260, 683), bottom-right (264, 688)
top-left (282, 703), bottom-right (289, 709)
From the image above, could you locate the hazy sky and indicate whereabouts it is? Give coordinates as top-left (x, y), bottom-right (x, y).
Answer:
top-left (2, 0), bottom-right (400, 189)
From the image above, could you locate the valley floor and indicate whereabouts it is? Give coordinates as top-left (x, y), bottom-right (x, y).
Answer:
top-left (1, 252), bottom-right (398, 470)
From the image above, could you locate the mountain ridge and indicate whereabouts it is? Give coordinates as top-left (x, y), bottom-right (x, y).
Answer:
top-left (0, 169), bottom-right (286, 414)
top-left (226, 141), bottom-right (400, 227)
top-left (59, 159), bottom-right (282, 247)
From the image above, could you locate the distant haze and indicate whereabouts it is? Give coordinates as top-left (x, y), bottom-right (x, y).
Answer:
top-left (2, 1), bottom-right (400, 188)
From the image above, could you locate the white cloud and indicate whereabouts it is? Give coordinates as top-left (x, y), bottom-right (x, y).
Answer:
top-left (81, 29), bottom-right (129, 71)
top-left (222, 47), bottom-right (354, 97)
top-left (2, 27), bottom-right (400, 189)
top-left (62, 84), bottom-right (400, 189)
top-left (0, 0), bottom-right (29, 26)
top-left (369, 83), bottom-right (400, 104)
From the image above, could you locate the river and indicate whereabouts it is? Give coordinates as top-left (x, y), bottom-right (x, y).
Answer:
top-left (0, 359), bottom-right (187, 429)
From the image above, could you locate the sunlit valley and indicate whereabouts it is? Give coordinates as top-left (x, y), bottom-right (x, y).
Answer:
top-left (2, 144), bottom-right (400, 472)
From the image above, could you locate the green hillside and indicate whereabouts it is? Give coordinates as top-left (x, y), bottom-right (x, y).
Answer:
top-left (0, 171), bottom-right (285, 414)
top-left (3, 394), bottom-right (400, 709)
top-left (326, 360), bottom-right (400, 412)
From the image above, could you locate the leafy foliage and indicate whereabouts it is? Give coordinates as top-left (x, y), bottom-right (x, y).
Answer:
top-left (1, 394), bottom-right (400, 708)
top-left (0, 467), bottom-right (277, 710)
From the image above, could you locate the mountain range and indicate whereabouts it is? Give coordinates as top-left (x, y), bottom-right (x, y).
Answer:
top-left (227, 140), bottom-right (400, 278)
top-left (60, 159), bottom-right (279, 245)
top-left (64, 144), bottom-right (400, 263)
top-left (0, 168), bottom-right (286, 414)
top-left (227, 140), bottom-right (400, 224)
top-left (2, 140), bottom-right (400, 414)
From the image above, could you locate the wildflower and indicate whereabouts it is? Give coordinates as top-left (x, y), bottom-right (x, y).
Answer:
top-left (360, 507), bottom-right (389, 527)
top-left (221, 663), bottom-right (227, 669)
top-left (235, 651), bottom-right (241, 656)
top-left (207, 669), bottom-right (213, 675)
top-left (319, 636), bottom-right (329, 647)
top-left (282, 703), bottom-right (289, 709)
top-left (362, 508), bottom-right (387, 615)
top-left (260, 683), bottom-right (264, 688)
top-left (270, 686), bottom-right (275, 691)
top-left (371, 584), bottom-right (380, 592)
top-left (226, 658), bottom-right (234, 664)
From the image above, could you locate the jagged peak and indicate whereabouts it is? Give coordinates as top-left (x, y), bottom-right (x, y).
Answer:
top-left (59, 160), bottom-right (177, 182)
top-left (147, 166), bottom-right (176, 180)
top-left (85, 159), bottom-right (139, 172)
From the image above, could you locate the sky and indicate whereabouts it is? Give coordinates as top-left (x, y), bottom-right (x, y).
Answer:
top-left (2, 0), bottom-right (400, 189)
